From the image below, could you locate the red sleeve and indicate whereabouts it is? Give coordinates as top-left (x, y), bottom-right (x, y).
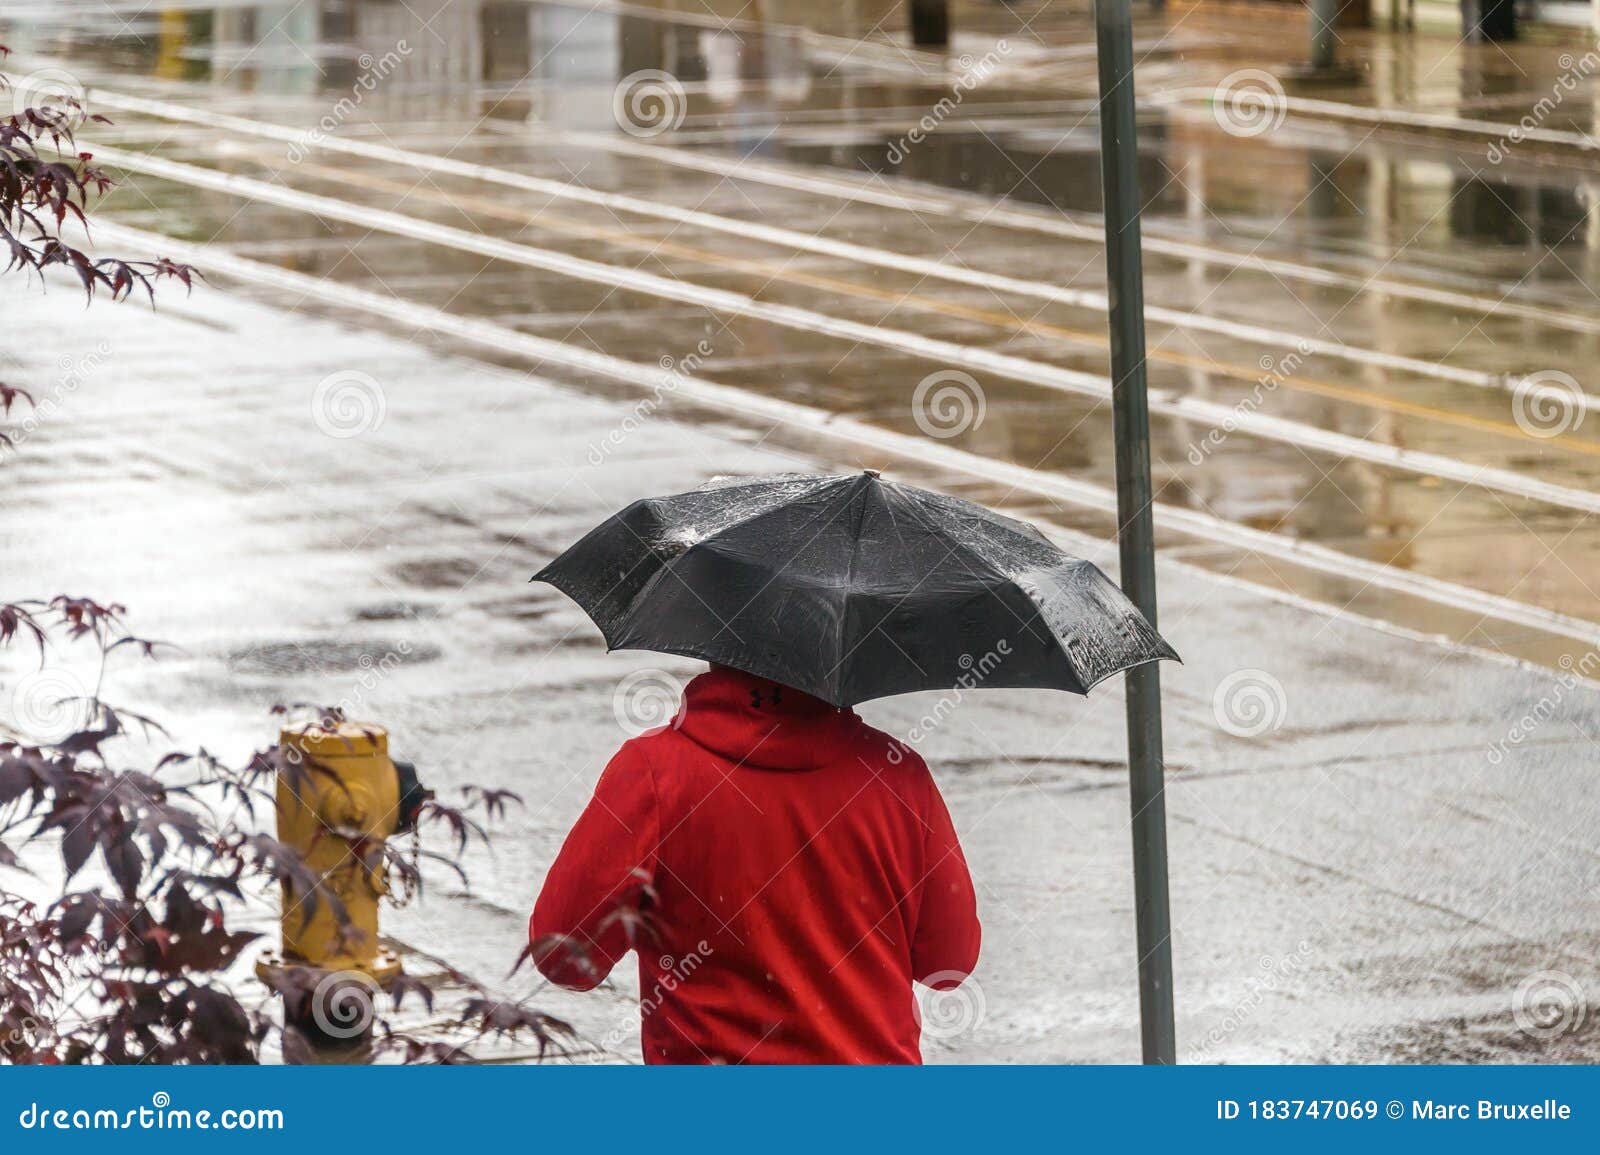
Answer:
top-left (529, 746), bottom-right (658, 990)
top-left (910, 770), bottom-right (981, 989)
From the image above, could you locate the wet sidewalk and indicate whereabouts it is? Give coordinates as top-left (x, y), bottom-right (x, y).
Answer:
top-left (6, 266), bottom-right (1599, 1062)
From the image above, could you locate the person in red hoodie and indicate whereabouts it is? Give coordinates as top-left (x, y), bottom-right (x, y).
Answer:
top-left (530, 664), bottom-right (981, 1064)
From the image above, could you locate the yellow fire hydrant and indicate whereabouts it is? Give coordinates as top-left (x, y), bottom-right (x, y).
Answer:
top-left (256, 720), bottom-right (428, 1002)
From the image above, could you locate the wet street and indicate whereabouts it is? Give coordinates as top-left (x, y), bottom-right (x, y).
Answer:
top-left (4, 0), bottom-right (1600, 1062)
top-left (7, 0), bottom-right (1600, 664)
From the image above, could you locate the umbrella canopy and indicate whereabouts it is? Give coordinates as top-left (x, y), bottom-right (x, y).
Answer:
top-left (533, 471), bottom-right (1178, 707)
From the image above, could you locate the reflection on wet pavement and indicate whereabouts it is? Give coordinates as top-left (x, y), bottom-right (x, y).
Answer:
top-left (5, 0), bottom-right (1600, 671)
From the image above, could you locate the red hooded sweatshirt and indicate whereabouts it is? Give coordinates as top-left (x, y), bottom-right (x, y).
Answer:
top-left (530, 666), bottom-right (980, 1064)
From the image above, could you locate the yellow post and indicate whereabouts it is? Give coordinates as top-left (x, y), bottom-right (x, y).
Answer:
top-left (155, 10), bottom-right (189, 81)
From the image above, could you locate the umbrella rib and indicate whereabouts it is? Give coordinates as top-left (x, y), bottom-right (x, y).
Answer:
top-left (610, 479), bottom-right (863, 666)
top-left (818, 492), bottom-right (1037, 692)
top-left (832, 477), bottom-right (876, 704)
top-left (891, 495), bottom-right (1043, 636)
top-left (821, 536), bottom-right (966, 686)
top-left (571, 475), bottom-right (837, 645)
top-left (604, 513), bottom-right (753, 647)
top-left (886, 496), bottom-right (1094, 682)
top-left (692, 480), bottom-right (865, 649)
top-left (929, 510), bottom-right (1072, 638)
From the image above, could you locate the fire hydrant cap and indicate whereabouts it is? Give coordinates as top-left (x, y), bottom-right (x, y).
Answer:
top-left (280, 720), bottom-right (389, 756)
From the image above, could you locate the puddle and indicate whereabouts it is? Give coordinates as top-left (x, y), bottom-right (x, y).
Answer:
top-left (389, 557), bottom-right (486, 591)
top-left (354, 600), bottom-right (441, 621)
top-left (227, 638), bottom-right (443, 676)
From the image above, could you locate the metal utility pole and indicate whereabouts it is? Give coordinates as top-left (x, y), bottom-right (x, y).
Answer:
top-left (910, 0), bottom-right (949, 47)
top-left (1288, 0), bottom-right (1363, 79)
top-left (1091, 0), bottom-right (1176, 1065)
top-left (1310, 0), bottom-right (1338, 69)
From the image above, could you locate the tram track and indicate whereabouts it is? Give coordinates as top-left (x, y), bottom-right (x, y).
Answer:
top-left (68, 82), bottom-right (1600, 355)
top-left (84, 218), bottom-right (1600, 654)
top-left (82, 140), bottom-right (1600, 518)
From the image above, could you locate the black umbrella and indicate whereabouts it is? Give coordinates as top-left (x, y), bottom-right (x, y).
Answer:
top-left (533, 471), bottom-right (1177, 707)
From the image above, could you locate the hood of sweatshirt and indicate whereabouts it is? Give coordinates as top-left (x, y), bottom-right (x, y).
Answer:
top-left (670, 665), bottom-right (871, 771)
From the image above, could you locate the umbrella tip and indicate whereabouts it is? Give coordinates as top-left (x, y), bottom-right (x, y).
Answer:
top-left (863, 468), bottom-right (881, 479)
